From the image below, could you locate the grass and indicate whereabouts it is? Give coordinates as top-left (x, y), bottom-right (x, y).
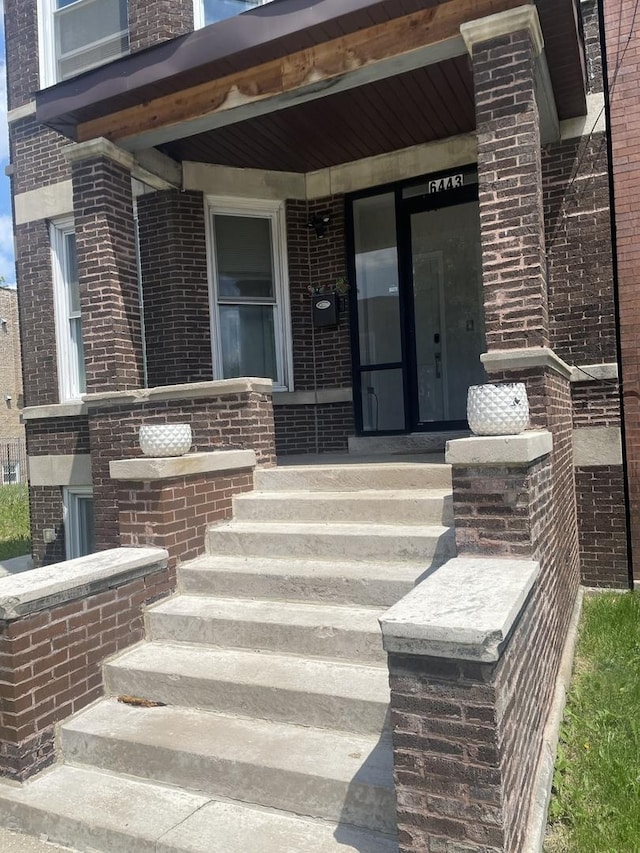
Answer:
top-left (545, 591), bottom-right (640, 853)
top-left (0, 483), bottom-right (31, 561)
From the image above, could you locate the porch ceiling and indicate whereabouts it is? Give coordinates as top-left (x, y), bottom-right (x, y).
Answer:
top-left (35, 0), bottom-right (586, 174)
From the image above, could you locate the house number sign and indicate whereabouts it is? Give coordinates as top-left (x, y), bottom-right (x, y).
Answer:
top-left (428, 174), bottom-right (464, 193)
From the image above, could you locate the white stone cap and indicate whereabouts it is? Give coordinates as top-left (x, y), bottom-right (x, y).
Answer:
top-left (110, 450), bottom-right (256, 481)
top-left (460, 5), bottom-right (544, 57)
top-left (22, 401), bottom-right (87, 421)
top-left (62, 137), bottom-right (135, 171)
top-left (84, 377), bottom-right (273, 409)
top-left (380, 556), bottom-right (539, 661)
top-left (0, 547), bottom-right (168, 620)
top-left (570, 362), bottom-right (619, 383)
top-left (481, 347), bottom-right (572, 381)
top-left (445, 430), bottom-right (552, 465)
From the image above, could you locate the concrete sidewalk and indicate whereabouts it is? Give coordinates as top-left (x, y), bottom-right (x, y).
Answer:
top-left (0, 828), bottom-right (75, 851)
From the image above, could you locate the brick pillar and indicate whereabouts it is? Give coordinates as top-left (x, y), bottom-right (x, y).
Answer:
top-left (65, 139), bottom-right (144, 395)
top-left (463, 7), bottom-right (549, 350)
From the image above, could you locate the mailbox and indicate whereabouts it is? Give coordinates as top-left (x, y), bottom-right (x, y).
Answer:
top-left (312, 292), bottom-right (339, 328)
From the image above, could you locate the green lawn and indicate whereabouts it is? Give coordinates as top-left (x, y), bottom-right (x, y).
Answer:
top-left (545, 591), bottom-right (640, 853)
top-left (0, 484), bottom-right (31, 561)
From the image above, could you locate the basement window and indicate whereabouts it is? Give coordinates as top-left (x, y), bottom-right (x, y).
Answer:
top-left (38, 0), bottom-right (129, 86)
top-left (194, 0), bottom-right (273, 28)
top-left (64, 487), bottom-right (95, 560)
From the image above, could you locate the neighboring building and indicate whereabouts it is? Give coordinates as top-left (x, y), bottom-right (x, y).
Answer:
top-left (0, 286), bottom-right (26, 483)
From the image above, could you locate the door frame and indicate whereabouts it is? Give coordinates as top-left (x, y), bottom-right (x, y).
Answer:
top-left (346, 164), bottom-right (480, 436)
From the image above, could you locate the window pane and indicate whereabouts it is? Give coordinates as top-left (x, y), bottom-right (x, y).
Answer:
top-left (353, 193), bottom-right (402, 366)
top-left (214, 215), bottom-right (275, 300)
top-left (55, 0), bottom-right (127, 54)
top-left (204, 0), bottom-right (267, 25)
top-left (360, 369), bottom-right (405, 432)
top-left (65, 233), bottom-right (80, 314)
top-left (220, 305), bottom-right (277, 380)
top-left (77, 496), bottom-right (94, 557)
top-left (70, 317), bottom-right (86, 394)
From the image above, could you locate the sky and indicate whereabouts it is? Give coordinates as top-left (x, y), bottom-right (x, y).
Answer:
top-left (0, 0), bottom-right (16, 289)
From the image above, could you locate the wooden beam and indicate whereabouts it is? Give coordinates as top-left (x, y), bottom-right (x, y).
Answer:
top-left (78, 0), bottom-right (520, 147)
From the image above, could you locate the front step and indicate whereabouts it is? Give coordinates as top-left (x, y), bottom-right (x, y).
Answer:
top-left (147, 595), bottom-right (386, 663)
top-left (233, 488), bottom-right (453, 525)
top-left (105, 641), bottom-right (390, 734)
top-left (61, 700), bottom-right (397, 834)
top-left (180, 554), bottom-right (426, 606)
top-left (255, 462), bottom-right (452, 491)
top-left (0, 765), bottom-right (397, 853)
top-left (206, 520), bottom-right (455, 563)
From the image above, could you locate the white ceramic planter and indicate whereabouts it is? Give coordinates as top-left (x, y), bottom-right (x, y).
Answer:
top-left (139, 423), bottom-right (192, 457)
top-left (467, 383), bottom-right (529, 436)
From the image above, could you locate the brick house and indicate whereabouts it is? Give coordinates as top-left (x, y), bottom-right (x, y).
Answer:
top-left (0, 1), bottom-right (638, 851)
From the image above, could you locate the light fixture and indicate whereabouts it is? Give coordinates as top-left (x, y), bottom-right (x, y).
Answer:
top-left (308, 212), bottom-right (331, 238)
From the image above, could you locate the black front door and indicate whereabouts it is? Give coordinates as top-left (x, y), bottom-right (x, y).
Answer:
top-left (349, 168), bottom-right (486, 434)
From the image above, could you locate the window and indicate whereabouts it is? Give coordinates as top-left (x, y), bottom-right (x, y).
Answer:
top-left (207, 198), bottom-right (292, 391)
top-left (63, 487), bottom-right (95, 560)
top-left (39, 0), bottom-right (129, 86)
top-left (1, 463), bottom-right (20, 485)
top-left (51, 220), bottom-right (86, 401)
top-left (194, 0), bottom-right (272, 28)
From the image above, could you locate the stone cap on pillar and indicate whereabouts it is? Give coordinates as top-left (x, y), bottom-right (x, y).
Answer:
top-left (63, 137), bottom-right (135, 170)
top-left (460, 4), bottom-right (544, 56)
top-left (380, 556), bottom-right (539, 661)
top-left (445, 430), bottom-right (553, 466)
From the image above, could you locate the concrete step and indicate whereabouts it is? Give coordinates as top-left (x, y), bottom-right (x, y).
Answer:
top-left (233, 488), bottom-right (453, 525)
top-left (255, 462), bottom-right (452, 492)
top-left (0, 765), bottom-right (397, 853)
top-left (147, 594), bottom-right (386, 663)
top-left (348, 432), bottom-right (468, 455)
top-left (180, 554), bottom-right (426, 607)
top-left (61, 700), bottom-right (397, 834)
top-left (105, 641), bottom-right (390, 734)
top-left (206, 520), bottom-right (455, 564)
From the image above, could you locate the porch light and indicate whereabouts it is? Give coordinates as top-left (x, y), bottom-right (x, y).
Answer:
top-left (308, 212), bottom-right (331, 238)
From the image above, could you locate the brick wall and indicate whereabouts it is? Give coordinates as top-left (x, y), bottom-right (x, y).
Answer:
top-left (25, 417), bottom-right (90, 457)
top-left (0, 558), bottom-right (172, 781)
top-left (87, 390), bottom-right (275, 552)
top-left (0, 289), bottom-right (24, 439)
top-left (576, 466), bottom-right (629, 587)
top-left (118, 469), bottom-right (254, 566)
top-left (72, 154), bottom-right (144, 394)
top-left (603, 0), bottom-right (640, 581)
top-left (128, 0), bottom-right (193, 52)
top-left (15, 220), bottom-right (58, 408)
top-left (571, 380), bottom-right (621, 427)
top-left (137, 190), bottom-right (213, 387)
top-left (3, 0), bottom-right (38, 110)
top-left (28, 486), bottom-right (66, 566)
top-left (10, 116), bottom-right (71, 195)
top-left (274, 403), bottom-right (354, 455)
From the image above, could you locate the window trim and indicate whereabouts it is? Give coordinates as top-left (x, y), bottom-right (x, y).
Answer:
top-left (205, 196), bottom-right (293, 392)
top-left (63, 486), bottom-right (94, 560)
top-left (51, 218), bottom-right (86, 402)
top-left (37, 0), bottom-right (129, 88)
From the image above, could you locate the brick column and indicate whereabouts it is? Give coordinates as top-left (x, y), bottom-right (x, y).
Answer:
top-left (64, 139), bottom-right (144, 395)
top-left (128, 0), bottom-right (194, 53)
top-left (463, 6), bottom-right (549, 350)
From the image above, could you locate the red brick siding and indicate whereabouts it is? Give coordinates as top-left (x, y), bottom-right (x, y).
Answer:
top-left (10, 116), bottom-right (71, 195)
top-left (128, 0), bottom-right (193, 52)
top-left (15, 220), bottom-right (59, 407)
top-left (3, 0), bottom-right (38, 111)
top-left (274, 403), bottom-right (354, 455)
top-left (576, 466), bottom-right (629, 587)
top-left (137, 190), bottom-right (213, 387)
top-left (543, 134), bottom-right (616, 366)
top-left (572, 380), bottom-right (622, 428)
top-left (118, 470), bottom-right (254, 566)
top-left (0, 563), bottom-right (172, 781)
top-left (604, 0), bottom-right (640, 580)
top-left (473, 30), bottom-right (549, 350)
top-left (72, 155), bottom-right (144, 394)
top-left (88, 392), bottom-right (275, 552)
top-left (25, 417), bottom-right (90, 457)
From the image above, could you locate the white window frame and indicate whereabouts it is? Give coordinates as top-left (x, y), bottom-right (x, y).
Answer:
top-left (38, 0), bottom-right (129, 88)
top-left (193, 0), bottom-right (272, 29)
top-left (63, 487), bottom-right (94, 560)
top-left (1, 462), bottom-right (20, 485)
top-left (51, 219), bottom-right (86, 402)
top-left (205, 196), bottom-right (293, 392)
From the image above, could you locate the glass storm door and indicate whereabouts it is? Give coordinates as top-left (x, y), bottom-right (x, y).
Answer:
top-left (350, 169), bottom-right (486, 434)
top-left (407, 200), bottom-right (486, 429)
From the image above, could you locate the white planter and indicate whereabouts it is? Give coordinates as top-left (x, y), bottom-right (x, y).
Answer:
top-left (467, 383), bottom-right (529, 436)
top-left (139, 423), bottom-right (192, 457)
